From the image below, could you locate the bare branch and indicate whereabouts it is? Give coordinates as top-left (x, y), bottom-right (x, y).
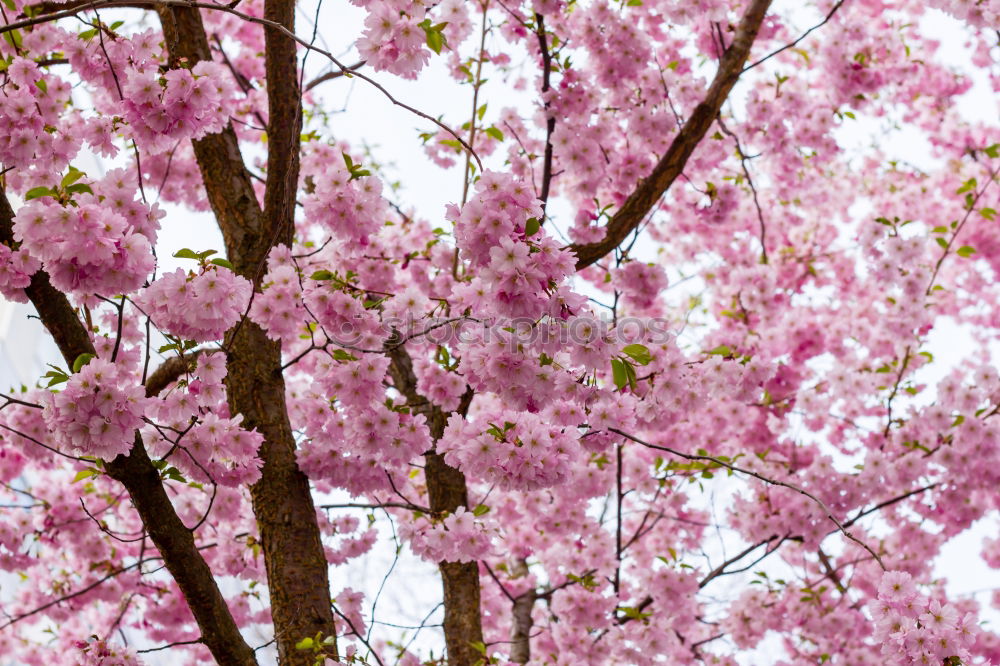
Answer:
top-left (608, 427), bottom-right (885, 569)
top-left (743, 0), bottom-right (847, 72)
top-left (304, 60), bottom-right (365, 92)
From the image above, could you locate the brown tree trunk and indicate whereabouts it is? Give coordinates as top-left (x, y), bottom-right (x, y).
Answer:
top-left (156, 3), bottom-right (338, 662)
top-left (426, 453), bottom-right (485, 666)
top-left (388, 345), bottom-right (484, 665)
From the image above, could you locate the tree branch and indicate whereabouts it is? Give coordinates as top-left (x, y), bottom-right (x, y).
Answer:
top-left (0, 190), bottom-right (257, 665)
top-left (304, 60), bottom-right (364, 92)
top-left (743, 0), bottom-right (847, 72)
top-left (144, 351), bottom-right (203, 397)
top-left (534, 12), bottom-right (555, 213)
top-left (386, 340), bottom-right (483, 666)
top-left (567, 0), bottom-right (773, 270)
top-left (609, 427), bottom-right (885, 569)
top-left (154, 0), bottom-right (342, 660)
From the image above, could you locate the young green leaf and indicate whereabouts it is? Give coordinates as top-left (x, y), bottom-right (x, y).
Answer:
top-left (622, 344), bottom-right (652, 366)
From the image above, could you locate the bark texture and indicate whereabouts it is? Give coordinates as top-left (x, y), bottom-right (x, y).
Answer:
top-left (156, 3), bottom-right (338, 662)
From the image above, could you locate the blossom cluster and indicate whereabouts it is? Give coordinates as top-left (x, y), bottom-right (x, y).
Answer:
top-left (351, 0), bottom-right (471, 78)
top-left (137, 266), bottom-right (252, 342)
top-left (400, 507), bottom-right (495, 563)
top-left (41, 359), bottom-right (148, 459)
top-left (301, 145), bottom-right (389, 245)
top-left (871, 571), bottom-right (978, 665)
top-left (249, 246), bottom-right (306, 343)
top-left (927, 0), bottom-right (1000, 28)
top-left (13, 191), bottom-right (157, 295)
top-left (144, 352), bottom-right (264, 486)
top-left (439, 411), bottom-right (580, 490)
top-left (75, 639), bottom-right (146, 666)
top-left (0, 57), bottom-right (77, 172)
top-left (121, 62), bottom-right (239, 154)
top-left (0, 244), bottom-right (40, 303)
top-left (450, 171), bottom-right (577, 319)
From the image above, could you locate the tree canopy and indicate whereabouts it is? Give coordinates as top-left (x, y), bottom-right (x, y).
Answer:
top-left (0, 0), bottom-right (999, 664)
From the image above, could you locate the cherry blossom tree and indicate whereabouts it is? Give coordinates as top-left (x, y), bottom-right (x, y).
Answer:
top-left (0, 0), bottom-right (998, 663)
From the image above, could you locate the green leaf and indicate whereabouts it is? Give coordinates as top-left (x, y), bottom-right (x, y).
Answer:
top-left (935, 237), bottom-right (949, 249)
top-left (310, 270), bottom-right (334, 281)
top-left (472, 504), bottom-right (490, 516)
top-left (72, 353), bottom-right (95, 373)
top-left (61, 169), bottom-right (85, 189)
top-left (3, 28), bottom-right (22, 50)
top-left (591, 453), bottom-right (610, 469)
top-left (484, 126), bottom-right (504, 142)
top-left (72, 468), bottom-right (100, 483)
top-left (295, 637), bottom-right (315, 650)
top-left (332, 349), bottom-right (357, 362)
top-left (956, 178), bottom-right (977, 195)
top-left (24, 186), bottom-right (55, 201)
top-left (984, 144), bottom-right (1000, 159)
top-left (611, 358), bottom-right (627, 390)
top-left (65, 183), bottom-right (93, 196)
top-left (524, 217), bottom-right (541, 237)
top-left (706, 345), bottom-right (732, 356)
top-left (210, 258), bottom-right (233, 269)
top-left (980, 207), bottom-right (996, 221)
top-left (162, 466), bottom-right (187, 483)
top-left (956, 245), bottom-right (976, 258)
top-left (622, 343), bottom-right (652, 366)
top-left (426, 28), bottom-right (444, 54)
top-left (43, 365), bottom-right (69, 387)
top-left (623, 359), bottom-right (637, 390)
top-left (173, 248), bottom-right (202, 260)
top-left (618, 605), bottom-right (652, 620)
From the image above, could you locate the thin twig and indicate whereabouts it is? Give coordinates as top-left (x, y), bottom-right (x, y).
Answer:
top-left (743, 0), bottom-right (847, 72)
top-left (608, 428), bottom-right (886, 569)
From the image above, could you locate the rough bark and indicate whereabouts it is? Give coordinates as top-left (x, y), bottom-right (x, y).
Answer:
top-left (509, 592), bottom-right (535, 664)
top-left (154, 2), bottom-right (263, 252)
top-left (228, 325), bottom-right (338, 664)
top-left (156, 4), bottom-right (338, 662)
top-left (426, 453), bottom-right (484, 666)
top-left (387, 344), bottom-right (484, 666)
top-left (567, 0), bottom-right (774, 270)
top-left (145, 351), bottom-right (202, 397)
top-left (0, 191), bottom-right (257, 665)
